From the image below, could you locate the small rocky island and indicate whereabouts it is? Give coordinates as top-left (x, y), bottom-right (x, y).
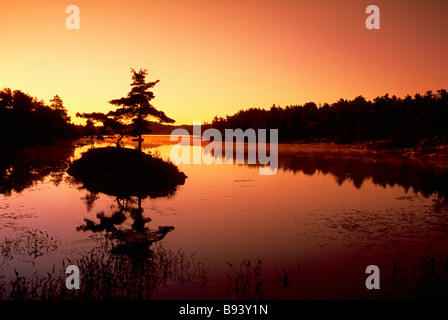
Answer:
top-left (67, 147), bottom-right (187, 198)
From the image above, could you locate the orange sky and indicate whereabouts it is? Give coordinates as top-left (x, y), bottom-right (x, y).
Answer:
top-left (1, 0), bottom-right (447, 125)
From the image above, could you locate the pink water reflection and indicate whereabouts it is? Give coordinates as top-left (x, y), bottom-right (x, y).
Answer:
top-left (1, 136), bottom-right (448, 299)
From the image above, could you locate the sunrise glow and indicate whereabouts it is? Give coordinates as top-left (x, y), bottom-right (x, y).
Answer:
top-left (1, 0), bottom-right (447, 125)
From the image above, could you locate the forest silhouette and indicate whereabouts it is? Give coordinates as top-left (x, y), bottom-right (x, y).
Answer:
top-left (0, 89), bottom-right (80, 147)
top-left (208, 89), bottom-right (448, 147)
top-left (2, 83), bottom-right (448, 149)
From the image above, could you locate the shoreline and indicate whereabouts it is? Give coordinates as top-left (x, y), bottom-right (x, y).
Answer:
top-left (349, 141), bottom-right (448, 169)
top-left (279, 140), bottom-right (448, 169)
top-left (78, 135), bottom-right (448, 169)
top-left (4, 135), bottom-right (448, 170)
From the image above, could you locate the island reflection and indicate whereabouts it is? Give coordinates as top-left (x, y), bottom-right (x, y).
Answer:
top-left (208, 142), bottom-right (448, 207)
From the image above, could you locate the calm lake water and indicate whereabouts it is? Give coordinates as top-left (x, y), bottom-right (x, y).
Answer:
top-left (1, 135), bottom-right (448, 299)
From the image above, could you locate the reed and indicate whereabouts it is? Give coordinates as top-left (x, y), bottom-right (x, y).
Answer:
top-left (391, 254), bottom-right (448, 299)
top-left (0, 240), bottom-right (207, 300)
top-left (225, 259), bottom-right (264, 300)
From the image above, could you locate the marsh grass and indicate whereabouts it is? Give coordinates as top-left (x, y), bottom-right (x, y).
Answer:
top-left (0, 240), bottom-right (207, 300)
top-left (225, 259), bottom-right (264, 300)
top-left (391, 254), bottom-right (448, 299)
top-left (274, 263), bottom-right (301, 296)
top-left (225, 259), bottom-right (301, 300)
top-left (1, 229), bottom-right (59, 266)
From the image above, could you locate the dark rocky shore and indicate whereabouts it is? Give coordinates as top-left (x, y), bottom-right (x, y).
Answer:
top-left (67, 146), bottom-right (187, 198)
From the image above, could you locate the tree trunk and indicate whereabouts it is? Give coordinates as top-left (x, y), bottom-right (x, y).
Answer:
top-left (138, 134), bottom-right (142, 152)
top-left (137, 113), bottom-right (143, 152)
top-left (116, 134), bottom-right (124, 148)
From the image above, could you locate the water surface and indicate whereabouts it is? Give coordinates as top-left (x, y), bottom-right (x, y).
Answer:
top-left (1, 136), bottom-right (447, 299)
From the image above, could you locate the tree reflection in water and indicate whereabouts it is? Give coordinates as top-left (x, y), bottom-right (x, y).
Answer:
top-left (67, 153), bottom-right (207, 299)
top-left (0, 193), bottom-right (207, 300)
top-left (77, 195), bottom-right (175, 263)
top-left (211, 144), bottom-right (448, 209)
top-left (0, 144), bottom-right (207, 299)
top-left (0, 144), bottom-right (75, 195)
top-left (68, 178), bottom-right (209, 299)
top-left (2, 143), bottom-right (448, 299)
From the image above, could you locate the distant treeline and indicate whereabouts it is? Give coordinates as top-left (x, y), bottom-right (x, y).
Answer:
top-left (0, 88), bottom-right (81, 147)
top-left (208, 89), bottom-right (448, 147)
top-left (3, 87), bottom-right (448, 149)
top-left (82, 119), bottom-right (193, 137)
